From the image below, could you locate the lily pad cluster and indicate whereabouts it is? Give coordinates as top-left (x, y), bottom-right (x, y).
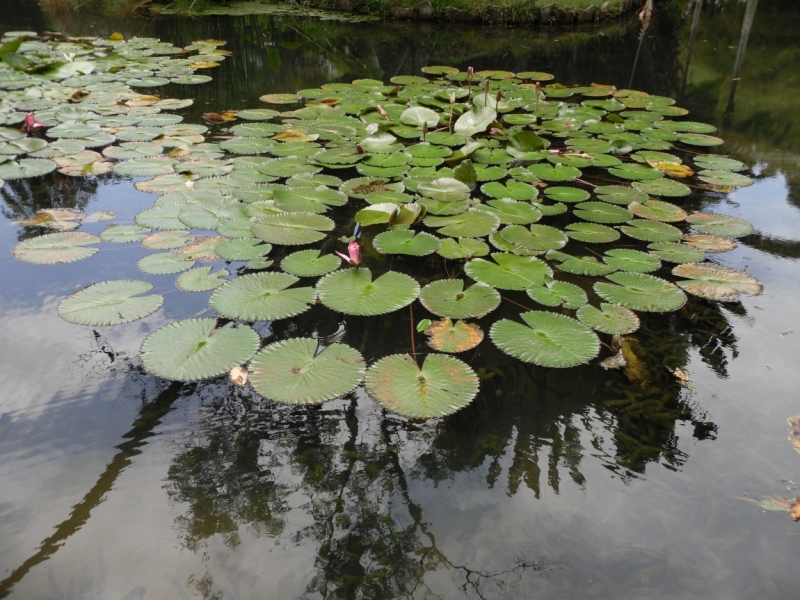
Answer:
top-left (6, 37), bottom-right (762, 419)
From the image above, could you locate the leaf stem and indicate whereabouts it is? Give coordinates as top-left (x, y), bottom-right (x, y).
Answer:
top-left (409, 303), bottom-right (418, 366)
top-left (501, 295), bottom-right (535, 312)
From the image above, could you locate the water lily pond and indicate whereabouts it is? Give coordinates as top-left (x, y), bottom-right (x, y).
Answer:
top-left (2, 1), bottom-right (800, 598)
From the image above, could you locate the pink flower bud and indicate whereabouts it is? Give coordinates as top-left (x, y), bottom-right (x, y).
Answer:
top-left (336, 241), bottom-right (361, 266)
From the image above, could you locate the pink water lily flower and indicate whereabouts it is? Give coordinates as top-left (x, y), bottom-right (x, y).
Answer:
top-left (336, 241), bottom-right (361, 266)
top-left (21, 113), bottom-right (44, 134)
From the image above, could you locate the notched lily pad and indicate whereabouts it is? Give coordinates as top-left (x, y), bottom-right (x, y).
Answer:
top-left (673, 263), bottom-right (762, 302)
top-left (13, 231), bottom-right (100, 264)
top-left (316, 268), bottom-right (420, 316)
top-left (424, 318), bottom-right (484, 353)
top-left (58, 279), bottom-right (163, 325)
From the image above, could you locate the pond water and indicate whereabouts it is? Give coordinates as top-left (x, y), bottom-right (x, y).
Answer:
top-left (1, 1), bottom-right (800, 598)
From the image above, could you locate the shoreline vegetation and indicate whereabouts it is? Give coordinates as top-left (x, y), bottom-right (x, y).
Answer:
top-left (143, 0), bottom-right (637, 25)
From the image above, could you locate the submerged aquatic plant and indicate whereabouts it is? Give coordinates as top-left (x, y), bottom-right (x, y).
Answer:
top-left (3, 31), bottom-right (763, 418)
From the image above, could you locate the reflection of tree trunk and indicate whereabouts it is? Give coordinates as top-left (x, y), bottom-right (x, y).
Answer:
top-left (0, 382), bottom-right (184, 599)
top-left (726, 0), bottom-right (759, 116)
top-left (682, 0), bottom-right (704, 93)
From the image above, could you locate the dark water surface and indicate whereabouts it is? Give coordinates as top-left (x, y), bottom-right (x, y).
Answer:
top-left (2, 1), bottom-right (800, 598)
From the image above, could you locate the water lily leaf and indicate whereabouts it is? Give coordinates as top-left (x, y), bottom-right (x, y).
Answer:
top-left (465, 253), bottom-right (552, 290)
top-left (400, 106), bottom-right (440, 128)
top-left (603, 249), bottom-right (661, 273)
top-left (594, 272), bottom-right (686, 312)
top-left (210, 272), bottom-right (315, 320)
top-left (317, 268), bottom-right (419, 316)
top-left (576, 303), bottom-right (640, 334)
top-left (693, 155), bottom-right (746, 172)
top-left (686, 212), bottom-right (753, 238)
top-left (527, 163), bottom-right (581, 181)
top-left (355, 202), bottom-right (400, 226)
top-left (179, 199), bottom-right (248, 230)
top-left (374, 230), bottom-right (441, 256)
top-left (273, 186), bottom-right (347, 213)
top-left (142, 230), bottom-right (194, 249)
top-left (490, 311), bottom-right (599, 368)
top-left (682, 233), bottom-right (736, 253)
top-left (12, 231), bottom-right (99, 264)
top-left (176, 266), bottom-right (229, 291)
top-left (257, 156), bottom-right (321, 178)
top-left (527, 280), bottom-right (587, 309)
top-left (558, 255), bottom-right (618, 276)
top-left (424, 318), bottom-right (483, 353)
top-left (341, 176), bottom-right (404, 199)
top-left (216, 238), bottom-right (271, 260)
top-left (678, 133), bottom-right (723, 146)
top-left (48, 123), bottom-right (101, 138)
top-left (288, 172), bottom-right (343, 188)
top-left (365, 353), bottom-right (479, 418)
top-left (114, 157), bottom-right (175, 177)
top-left (436, 237), bottom-right (490, 260)
top-left (632, 178), bottom-right (690, 197)
top-left (418, 177), bottom-right (471, 202)
top-left (565, 222), bottom-right (620, 243)
top-left (454, 106), bottom-right (497, 137)
top-left (424, 209), bottom-right (500, 238)
top-left (543, 186), bottom-right (590, 203)
top-left (249, 338), bottom-right (364, 404)
top-left (647, 242), bottom-right (705, 263)
top-left (608, 163), bottom-right (663, 181)
top-left (135, 173), bottom-right (196, 193)
top-left (246, 257), bottom-right (274, 270)
top-left (281, 249), bottom-right (340, 277)
top-left (0, 158), bottom-right (56, 179)
top-left (620, 219), bottom-right (683, 242)
top-left (672, 263), bottom-right (762, 301)
top-left (259, 93), bottom-right (302, 104)
top-left (628, 199), bottom-right (686, 222)
top-left (137, 251), bottom-right (195, 275)
top-left (697, 170), bottom-right (753, 187)
top-left (574, 201), bottom-right (633, 224)
top-left (58, 279), bottom-right (163, 325)
top-left (499, 224), bottom-right (568, 251)
top-left (141, 318), bottom-right (259, 382)
top-left (480, 180), bottom-right (538, 201)
top-left (219, 137), bottom-right (275, 155)
top-left (475, 199), bottom-right (542, 225)
top-left (595, 185), bottom-right (649, 205)
top-left (251, 212), bottom-right (334, 245)
top-left (100, 224), bottom-right (151, 244)
top-left (419, 279), bottom-right (500, 319)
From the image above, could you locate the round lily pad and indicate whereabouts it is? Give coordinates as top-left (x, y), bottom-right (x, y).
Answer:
top-left (603, 249), bottom-right (662, 273)
top-left (251, 212), bottom-right (334, 245)
top-left (632, 179), bottom-right (691, 197)
top-left (697, 170), bottom-right (754, 188)
top-left (176, 267), bottom-right (229, 292)
top-left (565, 222), bottom-right (620, 243)
top-left (490, 311), bottom-right (600, 368)
top-left (142, 230), bottom-right (194, 249)
top-left (419, 280), bottom-right (500, 319)
top-left (424, 318), bottom-right (484, 353)
top-left (576, 303), bottom-right (640, 334)
top-left (595, 185), bottom-right (649, 205)
top-left (424, 210), bottom-right (500, 238)
top-left (316, 268), bottom-right (420, 316)
top-left (58, 279), bottom-right (163, 326)
top-left (137, 251), bottom-right (195, 275)
top-left (647, 242), bottom-right (705, 263)
top-left (280, 249), bottom-right (340, 277)
top-left (620, 220), bottom-right (683, 242)
top-left (141, 318), bottom-right (260, 382)
top-left (594, 272), bottom-right (686, 312)
top-left (686, 212), bottom-right (753, 238)
top-left (465, 253), bottom-right (552, 290)
top-left (682, 234), bottom-right (736, 253)
top-left (0, 158), bottom-right (57, 179)
top-left (499, 224), bottom-right (568, 251)
top-left (526, 281), bottom-right (587, 309)
top-left (365, 353), bottom-right (479, 418)
top-left (12, 231), bottom-right (100, 265)
top-left (210, 272), bottom-right (315, 321)
top-left (672, 263), bottom-right (762, 302)
top-left (544, 186), bottom-right (590, 203)
top-left (100, 225), bottom-right (151, 243)
top-left (215, 238), bottom-right (271, 261)
top-left (374, 230), bottom-right (441, 256)
top-left (574, 202), bottom-right (633, 224)
top-left (437, 237), bottom-right (490, 260)
top-left (693, 155), bottom-right (746, 172)
top-left (628, 199), bottom-right (687, 222)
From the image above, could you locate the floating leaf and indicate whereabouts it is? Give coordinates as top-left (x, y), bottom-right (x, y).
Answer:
top-left (558, 255), bottom-right (618, 276)
top-left (465, 253), bottom-right (552, 290)
top-left (594, 272), bottom-right (686, 312)
top-left (216, 238), bottom-right (271, 261)
top-left (632, 179), bottom-right (690, 197)
top-left (273, 186), bottom-right (347, 213)
top-left (628, 199), bottom-right (686, 222)
top-left (316, 268), bottom-right (419, 316)
top-left (137, 251), bottom-right (195, 275)
top-left (0, 158), bottom-right (56, 179)
top-left (490, 311), bottom-right (599, 368)
top-left (259, 93), bottom-right (302, 104)
top-left (527, 281), bottom-right (587, 309)
top-left (365, 353), bottom-right (479, 418)
top-left (480, 180), bottom-right (538, 201)
top-left (595, 185), bottom-right (649, 205)
top-left (210, 272), bottom-right (315, 321)
top-left (400, 106), bottom-right (440, 128)
top-left (620, 220), bottom-right (683, 242)
top-left (608, 163), bottom-right (663, 181)
top-left (114, 157), bottom-right (175, 177)
top-left (12, 231), bottom-right (99, 265)
top-left (176, 267), bottom-right (229, 291)
top-left (418, 177), bottom-right (471, 202)
top-left (672, 263), bottom-right (762, 302)
top-left (543, 186), bottom-right (590, 203)
top-left (565, 222), bottom-right (620, 243)
top-left (58, 279), bottom-right (163, 326)
top-left (697, 170), bottom-right (753, 187)
top-left (281, 249), bottom-right (340, 277)
top-left (374, 230), bottom-right (441, 256)
top-left (682, 234), bottom-right (736, 253)
top-left (142, 230), bottom-right (194, 249)
top-left (647, 242), bottom-right (705, 263)
top-left (249, 338), bottom-right (365, 404)
top-left (436, 237), bottom-right (490, 259)
top-left (454, 106), bottom-right (497, 137)
top-left (100, 225), bottom-right (151, 244)
top-left (424, 318), bottom-right (483, 353)
top-left (686, 212), bottom-right (753, 238)
top-left (476, 199), bottom-right (542, 225)
top-left (574, 202), bottom-right (633, 224)
top-left (527, 163), bottom-right (581, 182)
top-left (141, 318), bottom-right (260, 382)
top-left (576, 303), bottom-right (640, 334)
top-left (424, 209), bottom-right (500, 238)
top-left (693, 155), bottom-right (746, 172)
top-left (499, 224), bottom-right (568, 251)
top-left (251, 212), bottom-right (334, 245)
top-left (603, 249), bottom-right (661, 273)
top-left (419, 280), bottom-right (500, 319)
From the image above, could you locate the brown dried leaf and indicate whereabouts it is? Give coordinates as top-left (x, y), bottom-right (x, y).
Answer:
top-left (788, 415), bottom-right (800, 454)
top-left (682, 234), bottom-right (737, 253)
top-left (600, 349), bottom-right (626, 370)
top-left (650, 161), bottom-right (694, 178)
top-left (126, 95), bottom-right (160, 107)
top-left (272, 128), bottom-right (317, 143)
top-left (181, 236), bottom-right (228, 261)
top-left (230, 365), bottom-right (248, 386)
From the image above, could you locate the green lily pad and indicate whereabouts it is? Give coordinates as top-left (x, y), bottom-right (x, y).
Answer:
top-left (647, 242), bottom-right (705, 263)
top-left (574, 202), bottom-right (633, 224)
top-left (341, 176), bottom-right (404, 199)
top-left (499, 224), bottom-right (568, 251)
top-left (419, 279), bottom-right (500, 319)
top-left (273, 186), bottom-right (347, 213)
top-left (620, 219), bottom-right (683, 242)
top-left (418, 177), bottom-right (471, 202)
top-left (565, 222), bottom-right (620, 243)
top-left (137, 251), bottom-right (195, 275)
top-left (100, 225), bottom-right (151, 243)
top-left (436, 237), bottom-right (490, 260)
top-left (454, 106), bottom-right (497, 136)
top-left (475, 199), bottom-right (542, 225)
top-left (527, 281), bottom-right (587, 309)
top-left (678, 133), bottom-right (723, 147)
top-left (576, 303), bottom-right (640, 334)
top-left (0, 158), bottom-right (57, 179)
top-left (249, 338), bottom-right (365, 404)
top-left (114, 157), bottom-right (176, 177)
top-left (424, 318), bottom-right (484, 353)
top-left (58, 279), bottom-right (163, 325)
top-left (317, 268), bottom-right (420, 316)
top-left (544, 186), bottom-right (590, 203)
top-left (374, 230), bottom-right (441, 256)
top-left (527, 163), bottom-right (581, 182)
top-left (608, 163), bottom-right (663, 181)
top-left (595, 185), bottom-right (649, 205)
top-left (365, 353), bottom-right (479, 418)
top-left (480, 180), bottom-right (538, 201)
top-left (142, 230), bottom-right (194, 250)
top-left (210, 272), bottom-right (315, 320)
top-left (141, 318), bottom-right (260, 382)
top-left (465, 253), bottom-right (552, 290)
top-left (693, 155), bottom-right (746, 172)
top-left (424, 209), bottom-right (500, 238)
top-left (672, 263), bottom-right (762, 302)
top-left (176, 267), bottom-right (229, 291)
top-left (12, 231), bottom-right (100, 265)
top-left (628, 199), bottom-right (687, 222)
top-left (603, 249), bottom-right (661, 273)
top-left (216, 238), bottom-right (271, 261)
top-left (558, 255), bottom-right (618, 276)
top-left (594, 272), bottom-right (686, 312)
top-left (632, 178), bottom-right (691, 197)
top-left (697, 170), bottom-right (754, 187)
top-left (251, 212), bottom-right (334, 245)
top-left (280, 249), bottom-right (340, 277)
top-left (490, 311), bottom-right (599, 368)
top-left (400, 106), bottom-right (440, 128)
top-left (686, 212), bottom-right (753, 238)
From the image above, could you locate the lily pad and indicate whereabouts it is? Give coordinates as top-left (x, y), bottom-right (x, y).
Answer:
top-left (632, 179), bottom-right (691, 197)
top-left (594, 272), bottom-right (686, 312)
top-left (574, 202), bottom-right (633, 224)
top-left (603, 249), bottom-right (661, 273)
top-left (697, 170), bottom-right (754, 188)
top-left (142, 230), bottom-right (194, 250)
top-left (682, 233), bottom-right (737, 253)
top-left (100, 225), bottom-right (151, 243)
top-left (12, 231), bottom-right (100, 265)
top-left (418, 177), bottom-right (471, 202)
top-left (365, 353), bottom-right (479, 418)
top-left (141, 318), bottom-right (260, 382)
top-left (210, 272), bottom-right (315, 321)
top-left (424, 210), bottom-right (500, 238)
top-left (454, 106), bottom-right (497, 137)
top-left (576, 303), bottom-right (640, 334)
top-left (465, 253), bottom-right (552, 290)
top-left (490, 311), bottom-right (599, 368)
top-left (137, 251), bottom-right (195, 275)
top-left (249, 338), bottom-right (365, 404)
top-left (595, 185), bottom-right (649, 205)
top-left (251, 212), bottom-right (334, 245)
top-left (280, 249), bottom-right (340, 277)
top-left (216, 238), bottom-right (271, 261)
top-left (565, 222), bottom-right (620, 243)
top-left (628, 199), bottom-right (687, 222)
top-left (527, 163), bottom-right (581, 182)
top-left (672, 263), bottom-right (762, 302)
top-left (693, 155), bottom-right (746, 172)
top-left (424, 318), bottom-right (484, 353)
top-left (176, 267), bottom-right (229, 291)
top-left (499, 224), bottom-right (568, 251)
top-left (419, 280), bottom-right (500, 319)
top-left (316, 268), bottom-right (420, 316)
top-left (620, 220), bottom-right (683, 242)
top-left (544, 186), bottom-right (590, 203)
top-left (647, 242), bottom-right (705, 263)
top-left (686, 212), bottom-right (753, 238)
top-left (526, 281), bottom-right (587, 309)
top-left (58, 279), bottom-right (163, 325)
top-left (0, 158), bottom-right (57, 179)
top-left (374, 230), bottom-right (441, 256)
